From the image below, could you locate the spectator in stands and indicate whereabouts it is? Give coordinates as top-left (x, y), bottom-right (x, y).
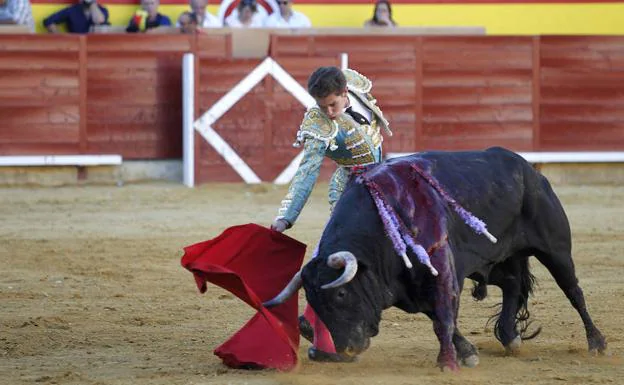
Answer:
top-left (363, 0), bottom-right (397, 28)
top-left (126, 0), bottom-right (171, 33)
top-left (43, 0), bottom-right (109, 33)
top-left (176, 0), bottom-right (221, 30)
top-left (224, 0), bottom-right (264, 28)
top-left (0, 0), bottom-right (35, 32)
top-left (263, 0), bottom-right (310, 29)
top-left (178, 11), bottom-right (198, 34)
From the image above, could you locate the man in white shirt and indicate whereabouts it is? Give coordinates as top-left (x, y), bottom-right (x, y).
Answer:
top-left (224, 0), bottom-right (265, 28)
top-left (176, 0), bottom-right (222, 29)
top-left (0, 0), bottom-right (34, 32)
top-left (263, 0), bottom-right (310, 28)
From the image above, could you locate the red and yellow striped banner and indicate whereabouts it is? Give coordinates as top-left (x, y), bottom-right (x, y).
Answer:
top-left (31, 0), bottom-right (624, 34)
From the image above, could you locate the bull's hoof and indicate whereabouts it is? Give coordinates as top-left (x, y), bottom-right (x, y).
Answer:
top-left (308, 347), bottom-right (357, 363)
top-left (588, 331), bottom-right (607, 355)
top-left (505, 336), bottom-right (522, 355)
top-left (461, 354), bottom-right (480, 368)
top-left (439, 362), bottom-right (460, 373)
top-left (299, 316), bottom-right (314, 343)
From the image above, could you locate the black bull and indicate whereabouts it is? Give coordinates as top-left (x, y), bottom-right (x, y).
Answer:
top-left (265, 147), bottom-right (607, 370)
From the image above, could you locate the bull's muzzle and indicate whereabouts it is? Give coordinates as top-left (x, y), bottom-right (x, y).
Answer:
top-left (262, 251), bottom-right (359, 308)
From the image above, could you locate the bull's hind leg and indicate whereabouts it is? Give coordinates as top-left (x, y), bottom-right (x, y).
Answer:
top-left (535, 250), bottom-right (607, 354)
top-left (453, 328), bottom-right (479, 367)
top-left (488, 255), bottom-right (536, 354)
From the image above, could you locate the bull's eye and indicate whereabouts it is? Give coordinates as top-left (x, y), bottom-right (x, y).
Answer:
top-left (336, 288), bottom-right (347, 301)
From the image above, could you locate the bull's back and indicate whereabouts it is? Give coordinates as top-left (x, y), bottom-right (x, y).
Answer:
top-left (390, 147), bottom-right (556, 243)
top-left (395, 147), bottom-right (527, 214)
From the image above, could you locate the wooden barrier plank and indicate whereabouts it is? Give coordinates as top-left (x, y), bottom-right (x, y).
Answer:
top-left (0, 124), bottom-right (80, 143)
top-left (0, 69), bottom-right (78, 88)
top-left (423, 51), bottom-right (533, 71)
top-left (87, 67), bottom-right (162, 83)
top-left (0, 143), bottom-right (83, 155)
top-left (421, 136), bottom-right (532, 152)
top-left (0, 52), bottom-right (80, 70)
top-left (87, 85), bottom-right (179, 105)
top-left (541, 104), bottom-right (624, 122)
top-left (423, 121), bottom-right (533, 138)
top-left (0, 105), bottom-right (79, 125)
top-left (196, 33), bottom-right (231, 59)
top-left (422, 121), bottom-right (533, 151)
top-left (270, 35), bottom-right (311, 57)
top-left (86, 34), bottom-right (193, 52)
top-left (541, 51), bottom-right (624, 71)
top-left (423, 70), bottom-right (532, 87)
top-left (540, 122), bottom-right (624, 151)
top-left (86, 53), bottom-right (183, 70)
top-left (87, 104), bottom-right (180, 124)
top-left (0, 35), bottom-right (79, 52)
top-left (423, 86), bottom-right (532, 105)
top-left (541, 86), bottom-right (624, 104)
top-left (423, 36), bottom-right (533, 52)
top-left (422, 104), bottom-right (533, 123)
top-left (0, 66), bottom-right (78, 107)
top-left (86, 140), bottom-right (176, 159)
top-left (541, 69), bottom-right (624, 87)
top-left (539, 36), bottom-right (624, 51)
top-left (309, 35), bottom-right (417, 54)
top-left (0, 87), bottom-right (80, 106)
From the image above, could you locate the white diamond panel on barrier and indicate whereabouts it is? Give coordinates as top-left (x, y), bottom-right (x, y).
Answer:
top-left (193, 57), bottom-right (315, 184)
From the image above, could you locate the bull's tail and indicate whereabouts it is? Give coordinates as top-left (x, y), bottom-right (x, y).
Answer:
top-left (485, 257), bottom-right (542, 342)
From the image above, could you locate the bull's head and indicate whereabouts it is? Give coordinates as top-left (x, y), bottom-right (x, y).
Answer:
top-left (264, 250), bottom-right (386, 360)
top-left (264, 178), bottom-right (404, 360)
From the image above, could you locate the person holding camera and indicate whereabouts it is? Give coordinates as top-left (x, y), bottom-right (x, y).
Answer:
top-left (126, 0), bottom-right (171, 33)
top-left (43, 0), bottom-right (109, 33)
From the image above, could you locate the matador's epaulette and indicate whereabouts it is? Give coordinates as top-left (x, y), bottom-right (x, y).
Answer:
top-left (343, 69), bottom-right (372, 94)
top-left (293, 107), bottom-right (338, 150)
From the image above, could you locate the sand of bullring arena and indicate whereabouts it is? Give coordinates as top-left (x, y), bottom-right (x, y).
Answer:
top-left (1, 182), bottom-right (622, 385)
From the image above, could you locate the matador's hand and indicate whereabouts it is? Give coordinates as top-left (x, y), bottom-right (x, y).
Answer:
top-left (271, 219), bottom-right (289, 233)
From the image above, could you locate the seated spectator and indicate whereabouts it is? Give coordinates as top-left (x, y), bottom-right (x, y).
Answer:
top-left (178, 11), bottom-right (198, 34)
top-left (43, 0), bottom-right (108, 33)
top-left (126, 0), bottom-right (171, 33)
top-left (176, 0), bottom-right (221, 29)
top-left (263, 0), bottom-right (310, 29)
top-left (363, 0), bottom-right (397, 28)
top-left (224, 0), bottom-right (264, 28)
top-left (0, 0), bottom-right (35, 32)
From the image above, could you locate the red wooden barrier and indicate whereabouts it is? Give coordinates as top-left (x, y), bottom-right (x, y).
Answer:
top-left (1, 33), bottom-right (624, 184)
top-left (0, 35), bottom-right (82, 155)
top-left (539, 36), bottom-right (624, 151)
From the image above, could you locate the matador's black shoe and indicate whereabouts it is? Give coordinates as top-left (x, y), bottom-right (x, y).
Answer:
top-left (299, 315), bottom-right (314, 343)
top-left (307, 347), bottom-right (357, 363)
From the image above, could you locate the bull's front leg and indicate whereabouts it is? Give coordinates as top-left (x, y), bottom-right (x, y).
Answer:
top-left (429, 244), bottom-right (460, 371)
top-left (431, 312), bottom-right (458, 371)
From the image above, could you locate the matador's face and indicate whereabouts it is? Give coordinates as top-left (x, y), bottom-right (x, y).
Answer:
top-left (316, 88), bottom-right (349, 120)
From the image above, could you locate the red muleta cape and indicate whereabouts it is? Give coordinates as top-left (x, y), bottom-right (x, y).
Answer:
top-left (181, 223), bottom-right (306, 371)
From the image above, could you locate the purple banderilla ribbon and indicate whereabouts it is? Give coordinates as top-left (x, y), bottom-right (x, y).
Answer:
top-left (410, 164), bottom-right (498, 244)
top-left (365, 179), bottom-right (439, 276)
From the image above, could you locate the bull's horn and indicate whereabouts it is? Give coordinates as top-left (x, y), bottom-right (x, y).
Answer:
top-left (262, 271), bottom-right (302, 308)
top-left (321, 251), bottom-right (358, 289)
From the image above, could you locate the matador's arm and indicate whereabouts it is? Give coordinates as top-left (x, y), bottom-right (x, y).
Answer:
top-left (276, 138), bottom-right (327, 226)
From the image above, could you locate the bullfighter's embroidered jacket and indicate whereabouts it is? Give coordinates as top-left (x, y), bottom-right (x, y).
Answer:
top-left (276, 68), bottom-right (393, 225)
